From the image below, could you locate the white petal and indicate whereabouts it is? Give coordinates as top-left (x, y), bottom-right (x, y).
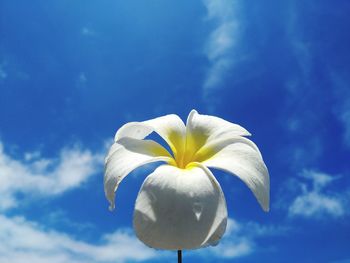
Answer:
top-left (194, 136), bottom-right (263, 162)
top-left (133, 164), bottom-right (227, 250)
top-left (183, 110), bottom-right (251, 161)
top-left (201, 138), bottom-right (270, 211)
top-left (186, 109), bottom-right (250, 142)
top-left (104, 137), bottom-right (172, 211)
top-left (115, 114), bottom-right (186, 158)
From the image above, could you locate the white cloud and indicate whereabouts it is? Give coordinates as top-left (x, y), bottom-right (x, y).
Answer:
top-left (210, 237), bottom-right (252, 258)
top-left (0, 141), bottom-right (103, 211)
top-left (289, 192), bottom-right (344, 218)
top-left (288, 170), bottom-right (345, 218)
top-left (0, 214), bottom-right (157, 263)
top-left (207, 218), bottom-right (252, 258)
top-left (196, 218), bottom-right (287, 259)
top-left (202, 0), bottom-right (240, 94)
top-left (0, 140), bottom-right (162, 262)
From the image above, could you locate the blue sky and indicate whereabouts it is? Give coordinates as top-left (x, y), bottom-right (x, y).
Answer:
top-left (0, 0), bottom-right (350, 262)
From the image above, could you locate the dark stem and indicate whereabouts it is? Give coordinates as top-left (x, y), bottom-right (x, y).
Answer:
top-left (177, 250), bottom-right (182, 263)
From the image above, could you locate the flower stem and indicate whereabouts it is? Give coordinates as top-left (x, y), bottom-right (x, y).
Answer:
top-left (177, 250), bottom-right (182, 263)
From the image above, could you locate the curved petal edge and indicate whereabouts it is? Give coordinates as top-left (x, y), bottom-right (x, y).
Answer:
top-left (104, 137), bottom-right (172, 211)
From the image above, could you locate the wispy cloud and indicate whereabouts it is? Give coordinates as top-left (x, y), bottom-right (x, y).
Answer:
top-left (285, 1), bottom-right (313, 90)
top-left (81, 26), bottom-right (96, 37)
top-left (76, 72), bottom-right (88, 89)
top-left (0, 140), bottom-right (160, 262)
top-left (330, 72), bottom-right (350, 147)
top-left (0, 61), bottom-right (7, 80)
top-left (0, 141), bottom-right (103, 211)
top-left (195, 218), bottom-right (288, 259)
top-left (287, 170), bottom-right (345, 219)
top-left (202, 0), bottom-right (239, 96)
top-left (0, 214), bottom-right (158, 263)
top-left (208, 218), bottom-right (252, 258)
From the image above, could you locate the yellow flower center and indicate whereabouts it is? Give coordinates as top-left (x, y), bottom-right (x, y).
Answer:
top-left (166, 131), bottom-right (213, 170)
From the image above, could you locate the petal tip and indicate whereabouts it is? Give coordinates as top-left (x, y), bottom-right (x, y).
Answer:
top-left (188, 109), bottom-right (198, 119)
top-left (261, 199), bottom-right (270, 212)
top-left (187, 109), bottom-right (198, 126)
top-left (108, 203), bottom-right (115, 212)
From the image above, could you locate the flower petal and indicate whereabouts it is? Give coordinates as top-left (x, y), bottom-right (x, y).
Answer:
top-left (186, 109), bottom-right (251, 142)
top-left (183, 110), bottom-right (251, 164)
top-left (194, 136), bottom-right (262, 162)
top-left (200, 138), bottom-right (270, 211)
top-left (115, 114), bottom-right (186, 159)
top-left (133, 164), bottom-right (227, 250)
top-left (104, 137), bottom-right (172, 211)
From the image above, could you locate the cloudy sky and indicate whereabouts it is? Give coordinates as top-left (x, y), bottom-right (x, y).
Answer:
top-left (0, 0), bottom-right (350, 262)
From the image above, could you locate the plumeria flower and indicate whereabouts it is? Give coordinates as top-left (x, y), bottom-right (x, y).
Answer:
top-left (104, 110), bottom-right (269, 250)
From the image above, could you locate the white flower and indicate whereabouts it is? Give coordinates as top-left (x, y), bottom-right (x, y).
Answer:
top-left (104, 110), bottom-right (269, 250)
